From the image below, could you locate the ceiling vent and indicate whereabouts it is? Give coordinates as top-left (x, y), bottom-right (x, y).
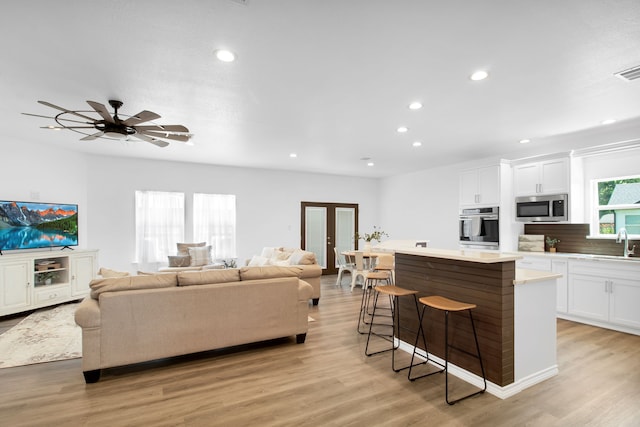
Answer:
top-left (614, 65), bottom-right (640, 81)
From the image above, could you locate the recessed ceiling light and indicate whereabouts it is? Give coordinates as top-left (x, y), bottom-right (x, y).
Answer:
top-left (397, 126), bottom-right (408, 133)
top-left (412, 141), bottom-right (422, 147)
top-left (289, 153), bottom-right (297, 158)
top-left (408, 102), bottom-right (423, 110)
top-left (470, 70), bottom-right (489, 81)
top-left (519, 139), bottom-right (531, 144)
top-left (601, 119), bottom-right (616, 125)
top-left (367, 162), bottom-right (375, 167)
top-left (214, 49), bottom-right (236, 62)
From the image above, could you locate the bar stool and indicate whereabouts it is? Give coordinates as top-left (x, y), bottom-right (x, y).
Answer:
top-left (408, 295), bottom-right (487, 405)
top-left (356, 270), bottom-right (392, 334)
top-left (373, 254), bottom-right (395, 285)
top-left (365, 285), bottom-right (430, 373)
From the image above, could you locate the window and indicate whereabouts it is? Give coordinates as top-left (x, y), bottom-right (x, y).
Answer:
top-left (193, 193), bottom-right (236, 259)
top-left (135, 191), bottom-right (185, 264)
top-left (592, 176), bottom-right (640, 236)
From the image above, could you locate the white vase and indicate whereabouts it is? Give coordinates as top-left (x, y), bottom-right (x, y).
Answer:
top-left (364, 242), bottom-right (372, 253)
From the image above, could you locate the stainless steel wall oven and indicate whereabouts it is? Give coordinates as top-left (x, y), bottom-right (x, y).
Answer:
top-left (459, 206), bottom-right (499, 250)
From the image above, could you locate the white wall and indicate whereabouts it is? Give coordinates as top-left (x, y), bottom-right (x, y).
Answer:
top-left (84, 154), bottom-right (379, 272)
top-left (380, 162), bottom-right (462, 250)
top-left (1, 140), bottom-right (89, 246)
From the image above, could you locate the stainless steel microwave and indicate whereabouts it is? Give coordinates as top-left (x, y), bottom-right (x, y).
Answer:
top-left (515, 194), bottom-right (568, 222)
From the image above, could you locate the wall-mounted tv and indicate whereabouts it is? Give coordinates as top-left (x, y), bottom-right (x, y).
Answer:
top-left (0, 200), bottom-right (78, 252)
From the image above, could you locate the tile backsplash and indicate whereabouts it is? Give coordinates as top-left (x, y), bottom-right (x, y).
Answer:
top-left (524, 223), bottom-right (638, 257)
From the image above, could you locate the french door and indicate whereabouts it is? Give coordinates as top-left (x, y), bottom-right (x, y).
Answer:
top-left (301, 202), bottom-right (358, 275)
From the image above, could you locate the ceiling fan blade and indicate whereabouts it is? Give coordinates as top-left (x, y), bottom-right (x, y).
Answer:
top-left (135, 124), bottom-right (189, 133)
top-left (80, 132), bottom-right (104, 141)
top-left (122, 110), bottom-right (161, 126)
top-left (22, 112), bottom-right (92, 124)
top-left (40, 126), bottom-right (95, 129)
top-left (86, 100), bottom-right (114, 123)
top-left (133, 133), bottom-right (170, 148)
top-left (37, 100), bottom-right (97, 122)
top-left (139, 130), bottom-right (190, 142)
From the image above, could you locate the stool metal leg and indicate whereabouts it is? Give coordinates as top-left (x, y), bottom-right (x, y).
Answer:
top-left (408, 304), bottom-right (445, 381)
top-left (365, 291), bottom-right (395, 356)
top-left (444, 309), bottom-right (487, 405)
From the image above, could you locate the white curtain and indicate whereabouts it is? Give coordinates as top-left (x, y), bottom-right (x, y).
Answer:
top-left (193, 193), bottom-right (236, 259)
top-left (135, 191), bottom-right (185, 266)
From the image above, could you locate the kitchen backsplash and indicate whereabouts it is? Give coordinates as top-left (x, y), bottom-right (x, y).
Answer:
top-left (524, 223), bottom-right (639, 257)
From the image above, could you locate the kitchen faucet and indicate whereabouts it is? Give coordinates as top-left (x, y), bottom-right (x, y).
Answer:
top-left (615, 228), bottom-right (636, 257)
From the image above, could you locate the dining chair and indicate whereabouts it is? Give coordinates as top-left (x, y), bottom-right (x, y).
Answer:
top-left (334, 247), bottom-right (355, 286)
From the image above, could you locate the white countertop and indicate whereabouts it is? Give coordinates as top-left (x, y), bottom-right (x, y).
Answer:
top-left (514, 268), bottom-right (563, 285)
top-left (509, 250), bottom-right (640, 263)
top-left (396, 247), bottom-right (522, 263)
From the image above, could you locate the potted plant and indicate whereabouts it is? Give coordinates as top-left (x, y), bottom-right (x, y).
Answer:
top-left (38, 270), bottom-right (58, 286)
top-left (355, 226), bottom-right (388, 252)
top-left (546, 236), bottom-right (560, 252)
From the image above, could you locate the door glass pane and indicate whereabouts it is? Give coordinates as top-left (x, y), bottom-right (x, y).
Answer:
top-left (305, 207), bottom-right (327, 268)
top-left (335, 207), bottom-right (355, 267)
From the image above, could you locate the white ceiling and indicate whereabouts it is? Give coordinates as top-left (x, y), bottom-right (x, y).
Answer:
top-left (3, 0), bottom-right (640, 178)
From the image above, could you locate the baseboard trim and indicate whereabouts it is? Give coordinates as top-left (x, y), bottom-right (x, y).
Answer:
top-left (396, 339), bottom-right (558, 400)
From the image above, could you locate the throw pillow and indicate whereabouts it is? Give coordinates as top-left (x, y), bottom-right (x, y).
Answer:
top-left (248, 255), bottom-right (270, 267)
top-left (188, 245), bottom-right (212, 266)
top-left (168, 255), bottom-right (191, 267)
top-left (177, 242), bottom-right (206, 256)
top-left (288, 249), bottom-right (317, 265)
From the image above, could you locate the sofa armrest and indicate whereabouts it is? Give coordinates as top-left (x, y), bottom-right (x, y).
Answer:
top-left (75, 296), bottom-right (101, 328)
top-left (298, 280), bottom-right (313, 301)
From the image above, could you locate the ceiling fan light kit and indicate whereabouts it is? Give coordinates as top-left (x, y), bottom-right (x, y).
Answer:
top-left (23, 99), bottom-right (191, 148)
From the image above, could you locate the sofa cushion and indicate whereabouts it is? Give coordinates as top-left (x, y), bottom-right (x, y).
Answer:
top-left (177, 269), bottom-right (241, 286)
top-left (177, 242), bottom-right (206, 256)
top-left (90, 273), bottom-right (178, 299)
top-left (239, 265), bottom-right (303, 281)
top-left (168, 255), bottom-right (191, 268)
top-left (188, 245), bottom-right (212, 266)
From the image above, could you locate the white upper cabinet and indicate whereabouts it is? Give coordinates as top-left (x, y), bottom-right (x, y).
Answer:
top-left (513, 158), bottom-right (569, 196)
top-left (459, 165), bottom-right (500, 207)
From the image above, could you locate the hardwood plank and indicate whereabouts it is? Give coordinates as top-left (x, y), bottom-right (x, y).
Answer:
top-left (0, 275), bottom-right (639, 426)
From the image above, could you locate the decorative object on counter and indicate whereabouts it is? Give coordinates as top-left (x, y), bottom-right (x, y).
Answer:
top-left (355, 226), bottom-right (388, 252)
top-left (546, 236), bottom-right (560, 252)
top-left (518, 235), bottom-right (544, 252)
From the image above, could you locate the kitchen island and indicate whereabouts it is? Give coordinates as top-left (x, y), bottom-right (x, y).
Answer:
top-left (394, 247), bottom-right (561, 399)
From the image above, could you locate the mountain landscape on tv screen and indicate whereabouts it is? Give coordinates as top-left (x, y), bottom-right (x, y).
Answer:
top-left (0, 201), bottom-right (78, 250)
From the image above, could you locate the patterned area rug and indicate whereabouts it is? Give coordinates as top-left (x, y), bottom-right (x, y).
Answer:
top-left (0, 303), bottom-right (81, 369)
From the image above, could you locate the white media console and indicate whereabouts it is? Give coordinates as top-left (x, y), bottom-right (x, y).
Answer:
top-left (0, 249), bottom-right (98, 316)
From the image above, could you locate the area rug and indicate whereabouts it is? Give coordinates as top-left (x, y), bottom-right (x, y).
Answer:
top-left (0, 303), bottom-right (81, 369)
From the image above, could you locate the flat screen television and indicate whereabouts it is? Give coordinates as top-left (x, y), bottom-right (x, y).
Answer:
top-left (0, 200), bottom-right (78, 252)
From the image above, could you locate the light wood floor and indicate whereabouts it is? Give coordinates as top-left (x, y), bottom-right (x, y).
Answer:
top-left (1, 275), bottom-right (639, 426)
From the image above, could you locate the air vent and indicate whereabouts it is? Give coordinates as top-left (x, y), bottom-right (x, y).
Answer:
top-left (614, 65), bottom-right (640, 81)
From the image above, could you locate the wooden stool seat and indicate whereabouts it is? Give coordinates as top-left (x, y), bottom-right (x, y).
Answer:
top-left (376, 286), bottom-right (418, 298)
top-left (409, 294), bottom-right (487, 405)
top-left (420, 295), bottom-right (476, 312)
top-left (365, 271), bottom-right (391, 280)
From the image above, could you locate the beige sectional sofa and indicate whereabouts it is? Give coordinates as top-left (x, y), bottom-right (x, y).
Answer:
top-left (247, 247), bottom-right (322, 305)
top-left (74, 266), bottom-right (313, 383)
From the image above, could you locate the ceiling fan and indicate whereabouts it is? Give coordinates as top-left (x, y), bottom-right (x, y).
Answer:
top-left (23, 99), bottom-right (191, 147)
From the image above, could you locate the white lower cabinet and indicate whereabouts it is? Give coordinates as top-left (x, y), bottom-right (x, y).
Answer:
top-left (0, 261), bottom-right (31, 314)
top-left (0, 249), bottom-right (98, 316)
top-left (516, 256), bottom-right (568, 313)
top-left (551, 260), bottom-right (568, 314)
top-left (568, 259), bottom-right (640, 332)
